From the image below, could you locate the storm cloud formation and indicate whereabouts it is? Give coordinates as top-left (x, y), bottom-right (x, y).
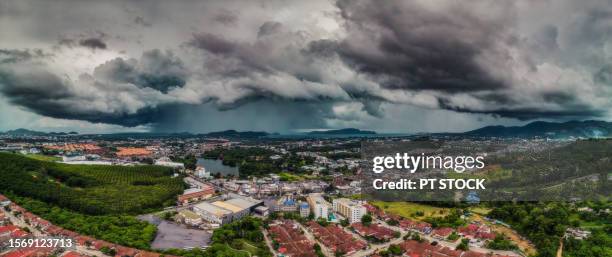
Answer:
top-left (0, 0), bottom-right (611, 132)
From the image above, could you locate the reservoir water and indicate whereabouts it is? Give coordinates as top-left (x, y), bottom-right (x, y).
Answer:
top-left (196, 158), bottom-right (239, 176)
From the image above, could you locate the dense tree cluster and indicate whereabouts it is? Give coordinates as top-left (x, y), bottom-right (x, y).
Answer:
top-left (0, 153), bottom-right (185, 215)
top-left (488, 202), bottom-right (611, 257)
top-left (8, 195), bottom-right (156, 249)
top-left (424, 209), bottom-right (465, 228)
top-left (486, 234), bottom-right (518, 250)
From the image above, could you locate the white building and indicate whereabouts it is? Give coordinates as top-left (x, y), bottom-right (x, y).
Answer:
top-left (178, 210), bottom-right (203, 226)
top-left (332, 198), bottom-right (366, 224)
top-left (62, 155), bottom-right (86, 162)
top-left (307, 193), bottom-right (331, 220)
top-left (195, 166), bottom-right (211, 179)
top-left (155, 157), bottom-right (185, 170)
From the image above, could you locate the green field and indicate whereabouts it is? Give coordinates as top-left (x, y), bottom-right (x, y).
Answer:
top-left (0, 152), bottom-right (185, 215)
top-left (279, 172), bottom-right (304, 181)
top-left (469, 206), bottom-right (492, 216)
top-left (23, 153), bottom-right (61, 162)
top-left (370, 201), bottom-right (449, 220)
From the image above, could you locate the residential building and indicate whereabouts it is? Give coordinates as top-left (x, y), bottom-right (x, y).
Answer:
top-left (307, 193), bottom-right (331, 220)
top-left (332, 198), bottom-right (366, 224)
top-left (299, 202), bottom-right (310, 218)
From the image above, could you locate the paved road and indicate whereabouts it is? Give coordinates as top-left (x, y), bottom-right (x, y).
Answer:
top-left (261, 229), bottom-right (278, 257)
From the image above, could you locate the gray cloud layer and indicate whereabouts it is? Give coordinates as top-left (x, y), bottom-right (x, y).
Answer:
top-left (0, 0), bottom-right (611, 131)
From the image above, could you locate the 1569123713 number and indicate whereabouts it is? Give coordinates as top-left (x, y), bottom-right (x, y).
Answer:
top-left (8, 237), bottom-right (75, 249)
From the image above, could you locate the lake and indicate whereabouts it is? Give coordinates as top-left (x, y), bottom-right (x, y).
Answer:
top-left (196, 158), bottom-right (239, 176)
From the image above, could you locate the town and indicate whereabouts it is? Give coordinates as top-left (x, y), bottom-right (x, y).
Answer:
top-left (1, 130), bottom-right (609, 257)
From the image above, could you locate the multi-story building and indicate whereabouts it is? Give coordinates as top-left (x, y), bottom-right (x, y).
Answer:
top-left (299, 202), bottom-right (310, 218)
top-left (306, 193), bottom-right (330, 220)
top-left (332, 198), bottom-right (366, 224)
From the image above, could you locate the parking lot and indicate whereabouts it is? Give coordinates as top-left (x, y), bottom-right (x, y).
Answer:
top-left (139, 214), bottom-right (212, 250)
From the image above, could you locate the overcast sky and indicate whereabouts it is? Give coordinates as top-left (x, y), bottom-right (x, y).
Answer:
top-left (1, 0), bottom-right (611, 133)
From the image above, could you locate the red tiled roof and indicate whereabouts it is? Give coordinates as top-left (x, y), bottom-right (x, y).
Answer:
top-left (306, 221), bottom-right (366, 254)
top-left (432, 227), bottom-right (454, 237)
top-left (62, 251), bottom-right (86, 257)
top-left (3, 247), bottom-right (53, 257)
top-left (11, 229), bottom-right (29, 237)
top-left (135, 251), bottom-right (162, 257)
top-left (0, 225), bottom-right (20, 234)
top-left (268, 220), bottom-right (316, 257)
top-left (116, 147), bottom-right (151, 157)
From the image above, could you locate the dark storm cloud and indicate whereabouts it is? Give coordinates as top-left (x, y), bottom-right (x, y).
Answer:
top-left (333, 0), bottom-right (510, 92)
top-left (189, 33), bottom-right (236, 55)
top-left (213, 10), bottom-right (238, 26)
top-left (0, 49), bottom-right (49, 64)
top-left (1, 0), bottom-right (611, 131)
top-left (257, 21), bottom-right (282, 38)
top-left (134, 16), bottom-right (152, 27)
top-left (0, 47), bottom-right (183, 127)
top-left (93, 49), bottom-right (188, 93)
top-left (79, 37), bottom-right (107, 49)
top-left (594, 65), bottom-right (612, 85)
top-left (188, 32), bottom-right (276, 75)
top-left (0, 65), bottom-right (164, 126)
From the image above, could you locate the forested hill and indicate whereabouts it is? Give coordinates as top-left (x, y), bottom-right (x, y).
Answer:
top-left (0, 153), bottom-right (184, 215)
top-left (462, 120), bottom-right (612, 138)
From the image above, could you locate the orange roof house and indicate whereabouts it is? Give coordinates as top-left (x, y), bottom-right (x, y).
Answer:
top-left (116, 147), bottom-right (152, 157)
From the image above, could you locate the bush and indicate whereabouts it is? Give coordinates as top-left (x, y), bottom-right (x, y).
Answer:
top-left (361, 214), bottom-right (373, 226)
top-left (456, 238), bottom-right (469, 251)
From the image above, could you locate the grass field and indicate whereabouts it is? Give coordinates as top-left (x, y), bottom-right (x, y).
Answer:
top-left (23, 153), bottom-right (61, 162)
top-left (370, 201), bottom-right (449, 220)
top-left (279, 172), bottom-right (304, 181)
top-left (468, 206), bottom-right (492, 216)
top-left (235, 239), bottom-right (260, 255)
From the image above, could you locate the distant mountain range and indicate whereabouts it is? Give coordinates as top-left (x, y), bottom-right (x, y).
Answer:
top-left (461, 120), bottom-right (612, 138)
top-left (3, 121), bottom-right (611, 139)
top-left (306, 128), bottom-right (376, 135)
top-left (0, 128), bottom-right (77, 136)
top-left (203, 130), bottom-right (271, 138)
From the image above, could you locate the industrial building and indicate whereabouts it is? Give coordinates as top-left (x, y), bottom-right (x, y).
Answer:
top-left (193, 202), bottom-right (233, 225)
top-left (192, 195), bottom-right (263, 225)
top-left (178, 187), bottom-right (215, 205)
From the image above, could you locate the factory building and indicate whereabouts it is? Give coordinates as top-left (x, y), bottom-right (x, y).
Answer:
top-left (193, 202), bottom-right (233, 225)
top-left (193, 195), bottom-right (263, 225)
